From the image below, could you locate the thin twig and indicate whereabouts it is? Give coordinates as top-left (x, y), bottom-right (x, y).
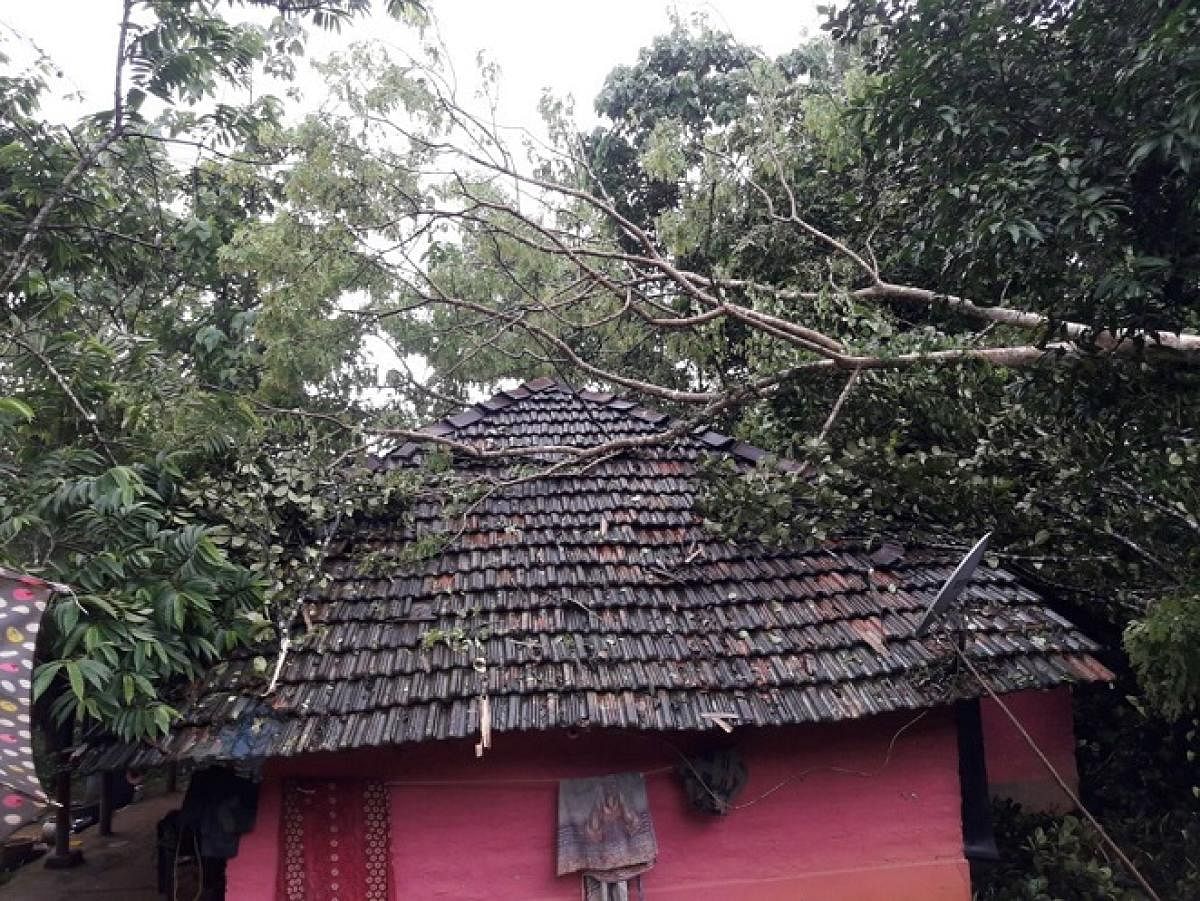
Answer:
top-left (816, 365), bottom-right (863, 445)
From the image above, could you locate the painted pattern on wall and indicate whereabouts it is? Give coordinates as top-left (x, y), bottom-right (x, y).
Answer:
top-left (277, 779), bottom-right (393, 901)
top-left (0, 567), bottom-right (57, 840)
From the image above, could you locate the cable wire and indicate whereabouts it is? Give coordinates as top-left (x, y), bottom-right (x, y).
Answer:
top-left (664, 710), bottom-right (929, 812)
top-left (953, 647), bottom-right (1161, 901)
top-left (386, 710), bottom-right (928, 807)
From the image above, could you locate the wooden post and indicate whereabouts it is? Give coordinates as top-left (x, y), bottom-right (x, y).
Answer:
top-left (956, 698), bottom-right (999, 866)
top-left (98, 772), bottom-right (114, 836)
top-left (44, 765), bottom-right (83, 869)
top-left (53, 769), bottom-right (70, 855)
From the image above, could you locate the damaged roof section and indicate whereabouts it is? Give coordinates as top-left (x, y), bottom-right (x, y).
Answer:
top-left (116, 378), bottom-right (1112, 766)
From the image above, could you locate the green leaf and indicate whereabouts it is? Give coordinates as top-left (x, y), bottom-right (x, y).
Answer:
top-left (0, 398), bottom-right (35, 422)
top-left (66, 661), bottom-right (85, 701)
top-left (77, 658), bottom-right (112, 691)
top-left (32, 661), bottom-right (64, 700)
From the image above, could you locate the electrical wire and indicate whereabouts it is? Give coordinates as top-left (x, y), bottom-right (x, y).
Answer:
top-left (385, 660), bottom-right (1158, 899)
top-left (953, 647), bottom-right (1161, 901)
top-left (666, 710), bottom-right (930, 811)
top-left (386, 710), bottom-right (929, 802)
top-left (171, 823), bottom-right (182, 901)
top-left (387, 766), bottom-right (674, 788)
top-left (191, 831), bottom-right (203, 901)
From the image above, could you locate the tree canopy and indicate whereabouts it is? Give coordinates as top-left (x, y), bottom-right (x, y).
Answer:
top-left (2, 1), bottom-right (1198, 894)
top-left (1, 0), bottom-right (424, 741)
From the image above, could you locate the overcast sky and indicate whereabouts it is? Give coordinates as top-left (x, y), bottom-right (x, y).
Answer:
top-left (1, 1), bottom-right (823, 130)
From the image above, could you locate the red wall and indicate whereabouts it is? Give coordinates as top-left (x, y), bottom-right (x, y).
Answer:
top-left (981, 686), bottom-right (1079, 813)
top-left (228, 711), bottom-right (971, 900)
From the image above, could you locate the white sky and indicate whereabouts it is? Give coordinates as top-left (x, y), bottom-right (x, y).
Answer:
top-left (1, 1), bottom-right (823, 130)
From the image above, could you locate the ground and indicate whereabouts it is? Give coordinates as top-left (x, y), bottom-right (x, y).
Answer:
top-left (2, 792), bottom-right (180, 901)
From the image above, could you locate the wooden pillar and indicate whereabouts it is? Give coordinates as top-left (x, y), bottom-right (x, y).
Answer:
top-left (957, 698), bottom-right (999, 866)
top-left (44, 765), bottom-right (83, 869)
top-left (98, 772), bottom-right (114, 836)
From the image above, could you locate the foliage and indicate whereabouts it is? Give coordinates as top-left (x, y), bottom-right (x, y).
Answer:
top-left (0, 0), bottom-right (419, 743)
top-left (822, 0), bottom-right (1200, 715)
top-left (660, 0), bottom-right (1200, 718)
top-left (3, 455), bottom-right (261, 740)
top-left (3, 13), bottom-right (1198, 899)
top-left (702, 359), bottom-right (1200, 617)
top-left (697, 453), bottom-right (847, 548)
top-left (585, 16), bottom-right (764, 243)
top-left (974, 801), bottom-right (1123, 901)
top-left (830, 0), bottom-right (1200, 336)
top-left (1125, 590), bottom-right (1200, 722)
top-left (1072, 682), bottom-right (1200, 901)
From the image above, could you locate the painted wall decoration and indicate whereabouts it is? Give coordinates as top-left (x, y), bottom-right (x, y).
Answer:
top-left (277, 780), bottom-right (393, 901)
top-left (0, 567), bottom-right (59, 841)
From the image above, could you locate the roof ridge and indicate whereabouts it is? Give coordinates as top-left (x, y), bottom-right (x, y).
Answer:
top-left (386, 375), bottom-right (800, 471)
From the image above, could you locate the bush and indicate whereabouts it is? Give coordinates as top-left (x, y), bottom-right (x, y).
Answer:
top-left (974, 801), bottom-right (1124, 901)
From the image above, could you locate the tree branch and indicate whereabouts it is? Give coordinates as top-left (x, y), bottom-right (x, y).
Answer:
top-left (0, 0), bottom-right (134, 299)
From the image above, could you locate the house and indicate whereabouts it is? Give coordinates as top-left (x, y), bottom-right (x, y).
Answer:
top-left (118, 378), bottom-right (1112, 899)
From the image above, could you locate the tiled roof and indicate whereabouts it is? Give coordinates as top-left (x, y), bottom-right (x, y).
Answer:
top-left (120, 378), bottom-right (1112, 765)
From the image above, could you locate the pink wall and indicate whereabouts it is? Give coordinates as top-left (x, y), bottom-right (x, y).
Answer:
top-left (981, 686), bottom-right (1079, 813)
top-left (230, 710), bottom-right (971, 900)
top-left (228, 775), bottom-right (282, 900)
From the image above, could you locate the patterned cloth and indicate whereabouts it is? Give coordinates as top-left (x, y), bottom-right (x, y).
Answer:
top-left (0, 567), bottom-right (57, 841)
top-left (277, 780), bottom-right (392, 901)
top-left (557, 772), bottom-right (657, 898)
